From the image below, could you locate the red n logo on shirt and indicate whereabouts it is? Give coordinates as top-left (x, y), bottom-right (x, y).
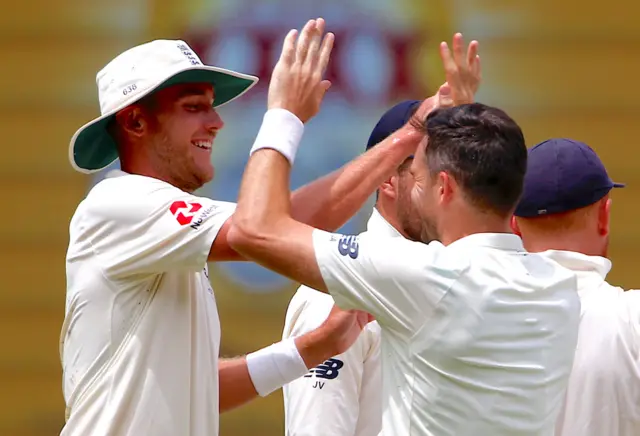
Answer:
top-left (169, 201), bottom-right (203, 226)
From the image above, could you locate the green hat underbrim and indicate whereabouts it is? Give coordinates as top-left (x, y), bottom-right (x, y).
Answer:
top-left (69, 67), bottom-right (258, 174)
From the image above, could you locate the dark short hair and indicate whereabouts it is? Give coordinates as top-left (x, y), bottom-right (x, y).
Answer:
top-left (414, 103), bottom-right (527, 216)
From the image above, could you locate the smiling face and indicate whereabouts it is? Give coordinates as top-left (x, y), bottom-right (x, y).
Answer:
top-left (130, 82), bottom-right (224, 192)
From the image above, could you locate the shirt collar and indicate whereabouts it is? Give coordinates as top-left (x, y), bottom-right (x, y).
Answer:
top-left (447, 232), bottom-right (526, 252)
top-left (366, 208), bottom-right (403, 238)
top-left (105, 169), bottom-right (129, 179)
top-left (541, 250), bottom-right (611, 279)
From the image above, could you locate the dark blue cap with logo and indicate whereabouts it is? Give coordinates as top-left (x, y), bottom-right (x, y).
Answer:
top-left (515, 138), bottom-right (624, 217)
top-left (366, 100), bottom-right (420, 151)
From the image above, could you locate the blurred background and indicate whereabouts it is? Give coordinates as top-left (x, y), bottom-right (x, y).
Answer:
top-left (2, 0), bottom-right (639, 434)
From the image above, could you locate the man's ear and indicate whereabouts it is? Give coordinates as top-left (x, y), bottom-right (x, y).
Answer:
top-left (437, 171), bottom-right (457, 207)
top-left (377, 174), bottom-right (399, 201)
top-left (115, 105), bottom-right (148, 138)
top-left (598, 197), bottom-right (611, 237)
top-left (510, 215), bottom-right (521, 236)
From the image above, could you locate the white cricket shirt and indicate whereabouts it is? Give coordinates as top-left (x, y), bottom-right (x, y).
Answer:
top-left (543, 251), bottom-right (640, 436)
top-left (283, 209), bottom-right (398, 436)
top-left (313, 231), bottom-right (581, 436)
top-left (60, 170), bottom-right (235, 436)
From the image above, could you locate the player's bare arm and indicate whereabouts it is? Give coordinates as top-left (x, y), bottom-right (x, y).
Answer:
top-left (209, 139), bottom-right (422, 262)
top-left (218, 305), bottom-right (372, 412)
top-left (227, 31), bottom-right (482, 290)
top-left (208, 19), bottom-right (437, 263)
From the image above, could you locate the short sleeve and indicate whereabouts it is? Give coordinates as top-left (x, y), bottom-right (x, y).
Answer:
top-left (312, 229), bottom-right (465, 333)
top-left (79, 176), bottom-right (235, 279)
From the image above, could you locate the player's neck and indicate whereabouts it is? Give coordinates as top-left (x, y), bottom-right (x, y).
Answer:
top-left (121, 158), bottom-right (194, 193)
top-left (119, 141), bottom-right (160, 180)
top-left (119, 145), bottom-right (192, 192)
top-left (438, 212), bottom-right (513, 246)
top-left (121, 158), bottom-right (164, 183)
top-left (374, 200), bottom-right (409, 238)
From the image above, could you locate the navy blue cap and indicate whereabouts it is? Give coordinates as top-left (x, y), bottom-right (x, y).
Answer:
top-left (366, 100), bottom-right (420, 151)
top-left (515, 138), bottom-right (624, 217)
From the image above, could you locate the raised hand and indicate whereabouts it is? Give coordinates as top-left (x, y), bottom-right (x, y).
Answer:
top-left (436, 82), bottom-right (454, 108)
top-left (268, 18), bottom-right (334, 123)
top-left (438, 33), bottom-right (481, 107)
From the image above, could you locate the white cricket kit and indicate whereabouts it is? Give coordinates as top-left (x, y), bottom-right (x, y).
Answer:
top-left (283, 209), bottom-right (398, 436)
top-left (544, 251), bottom-right (640, 436)
top-left (60, 170), bottom-right (235, 436)
top-left (312, 231), bottom-right (581, 436)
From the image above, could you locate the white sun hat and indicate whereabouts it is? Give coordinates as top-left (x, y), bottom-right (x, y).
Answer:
top-left (69, 39), bottom-right (259, 174)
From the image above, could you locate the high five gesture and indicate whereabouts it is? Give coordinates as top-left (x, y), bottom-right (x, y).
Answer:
top-left (268, 18), bottom-right (334, 123)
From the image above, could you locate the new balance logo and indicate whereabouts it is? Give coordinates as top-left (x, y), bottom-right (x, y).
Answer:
top-left (304, 358), bottom-right (344, 380)
top-left (338, 235), bottom-right (359, 259)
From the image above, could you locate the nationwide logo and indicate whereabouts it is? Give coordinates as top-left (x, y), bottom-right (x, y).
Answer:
top-left (170, 201), bottom-right (203, 225)
top-left (169, 201), bottom-right (216, 229)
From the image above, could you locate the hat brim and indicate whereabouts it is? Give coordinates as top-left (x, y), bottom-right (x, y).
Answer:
top-left (613, 182), bottom-right (625, 188)
top-left (69, 66), bottom-right (259, 174)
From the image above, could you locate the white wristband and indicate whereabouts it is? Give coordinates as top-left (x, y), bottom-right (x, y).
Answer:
top-left (249, 108), bottom-right (304, 165)
top-left (246, 337), bottom-right (309, 397)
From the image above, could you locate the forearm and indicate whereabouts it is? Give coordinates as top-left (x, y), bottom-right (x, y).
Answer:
top-left (234, 148), bottom-right (293, 242)
top-left (234, 106), bottom-right (421, 238)
top-left (218, 357), bottom-right (258, 413)
top-left (229, 108), bottom-right (423, 288)
top-left (290, 127), bottom-right (420, 231)
top-left (214, 130), bottom-right (417, 261)
top-left (218, 327), bottom-right (342, 413)
top-left (293, 326), bottom-right (339, 368)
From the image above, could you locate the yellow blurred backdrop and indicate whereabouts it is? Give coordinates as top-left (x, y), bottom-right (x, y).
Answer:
top-left (1, 0), bottom-right (639, 435)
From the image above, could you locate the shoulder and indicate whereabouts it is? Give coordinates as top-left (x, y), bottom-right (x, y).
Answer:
top-left (78, 174), bottom-right (179, 221)
top-left (284, 285), bottom-right (336, 337)
top-left (383, 238), bottom-right (470, 283)
top-left (508, 252), bottom-right (580, 316)
top-left (528, 251), bottom-right (577, 276)
top-left (289, 285), bottom-right (336, 318)
top-left (323, 231), bottom-right (468, 274)
top-left (88, 172), bottom-right (177, 201)
top-left (619, 286), bottom-right (640, 300)
top-left (620, 287), bottom-right (640, 319)
top-left (79, 174), bottom-right (235, 226)
top-left (474, 248), bottom-right (578, 285)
